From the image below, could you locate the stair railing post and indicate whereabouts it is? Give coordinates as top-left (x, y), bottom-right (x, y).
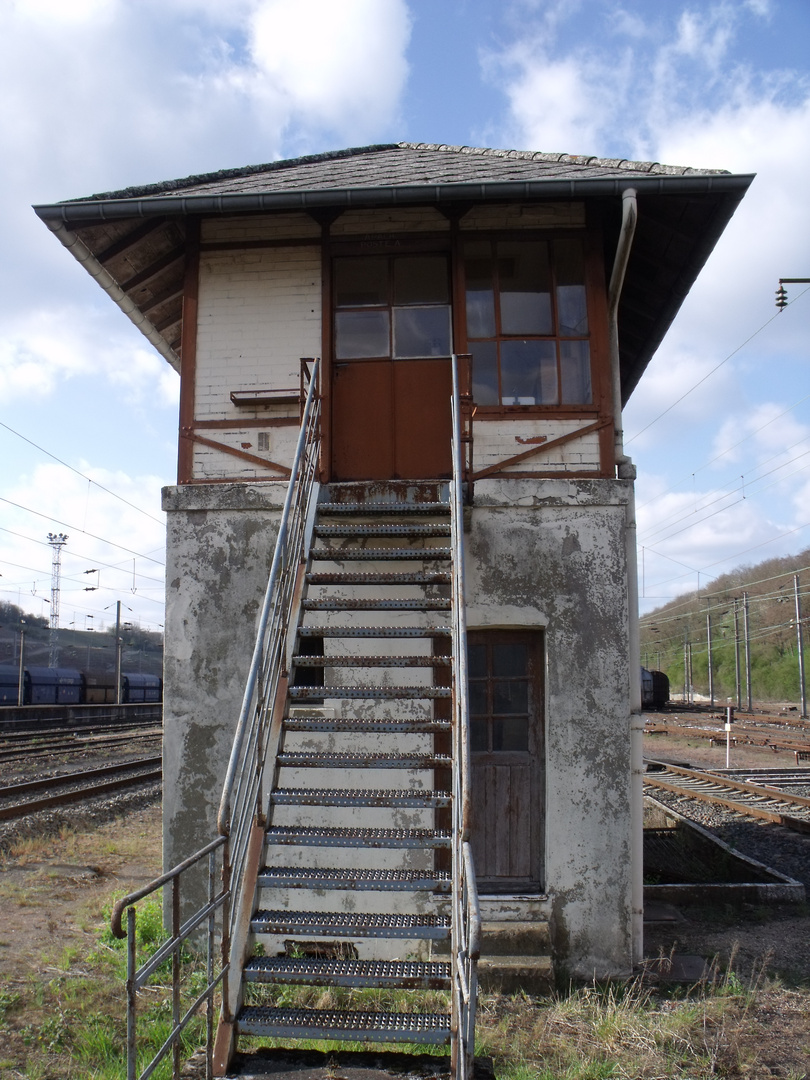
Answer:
top-left (126, 905), bottom-right (137, 1080)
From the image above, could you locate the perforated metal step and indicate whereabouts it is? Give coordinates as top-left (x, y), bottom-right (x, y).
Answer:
top-left (237, 1006), bottom-right (450, 1044)
top-left (284, 716), bottom-right (451, 734)
top-left (289, 685), bottom-right (451, 701)
top-left (302, 598), bottom-right (451, 611)
top-left (307, 571), bottom-right (452, 586)
top-left (277, 751), bottom-right (452, 769)
top-left (265, 825), bottom-right (451, 849)
top-left (270, 788), bottom-right (451, 808)
top-left (257, 866), bottom-right (451, 891)
top-left (298, 626), bottom-right (451, 638)
top-left (318, 502), bottom-right (449, 516)
top-left (292, 654), bottom-right (451, 668)
top-left (243, 956), bottom-right (451, 989)
top-left (311, 547), bottom-right (452, 561)
top-left (251, 909), bottom-right (450, 939)
top-left (314, 524), bottom-right (450, 538)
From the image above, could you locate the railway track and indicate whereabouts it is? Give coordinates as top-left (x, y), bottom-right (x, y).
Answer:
top-left (0, 756), bottom-right (162, 821)
top-left (0, 727), bottom-right (162, 763)
top-left (644, 760), bottom-right (810, 834)
top-left (646, 722), bottom-right (810, 755)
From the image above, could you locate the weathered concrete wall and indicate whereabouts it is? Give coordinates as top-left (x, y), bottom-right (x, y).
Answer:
top-left (161, 476), bottom-right (633, 975)
top-left (161, 482), bottom-right (287, 882)
top-left (467, 478), bottom-right (633, 978)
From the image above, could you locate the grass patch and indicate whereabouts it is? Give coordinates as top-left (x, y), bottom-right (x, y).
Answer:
top-left (0, 891), bottom-right (209, 1079)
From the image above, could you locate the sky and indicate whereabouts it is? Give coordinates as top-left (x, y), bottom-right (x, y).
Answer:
top-left (1, 0), bottom-right (808, 635)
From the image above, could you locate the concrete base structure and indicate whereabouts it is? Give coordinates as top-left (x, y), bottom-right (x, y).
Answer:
top-left (162, 476), bottom-right (634, 979)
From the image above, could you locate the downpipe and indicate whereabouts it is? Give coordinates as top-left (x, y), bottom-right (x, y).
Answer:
top-left (608, 189), bottom-right (644, 965)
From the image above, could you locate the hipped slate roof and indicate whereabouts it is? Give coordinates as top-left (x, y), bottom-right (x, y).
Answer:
top-left (33, 142), bottom-right (753, 396)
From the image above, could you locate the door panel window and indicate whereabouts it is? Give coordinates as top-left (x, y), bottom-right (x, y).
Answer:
top-left (334, 254), bottom-right (452, 361)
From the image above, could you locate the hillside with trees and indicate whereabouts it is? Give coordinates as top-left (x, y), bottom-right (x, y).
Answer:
top-left (639, 549), bottom-right (809, 706)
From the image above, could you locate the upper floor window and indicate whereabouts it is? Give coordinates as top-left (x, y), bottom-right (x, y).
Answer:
top-left (334, 255), bottom-right (452, 360)
top-left (464, 238), bottom-right (592, 407)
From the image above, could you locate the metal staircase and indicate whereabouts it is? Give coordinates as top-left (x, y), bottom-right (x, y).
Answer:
top-left (214, 357), bottom-right (480, 1077)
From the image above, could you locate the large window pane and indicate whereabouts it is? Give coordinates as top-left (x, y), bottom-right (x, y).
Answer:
top-left (335, 310), bottom-right (390, 359)
top-left (471, 341), bottom-right (499, 405)
top-left (498, 241), bottom-right (552, 335)
top-left (560, 340), bottom-right (592, 404)
top-left (394, 256), bottom-right (449, 305)
top-left (555, 240), bottom-right (588, 335)
top-left (464, 242), bottom-right (496, 337)
top-left (393, 306), bottom-right (451, 357)
top-left (334, 257), bottom-right (388, 307)
top-left (500, 340), bottom-right (558, 405)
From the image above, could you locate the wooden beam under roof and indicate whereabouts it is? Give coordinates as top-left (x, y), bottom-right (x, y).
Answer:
top-left (95, 217), bottom-right (169, 264)
top-left (119, 246), bottom-right (185, 292)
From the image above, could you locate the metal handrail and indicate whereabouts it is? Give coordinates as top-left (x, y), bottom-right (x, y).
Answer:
top-left (217, 357), bottom-right (321, 1018)
top-left (111, 836), bottom-right (228, 1080)
top-left (450, 353), bottom-right (480, 1080)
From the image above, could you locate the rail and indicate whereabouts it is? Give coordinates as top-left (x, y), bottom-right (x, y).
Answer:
top-left (217, 356), bottom-right (321, 1020)
top-left (449, 352), bottom-right (481, 1080)
top-left (644, 760), bottom-right (810, 834)
top-left (110, 837), bottom-right (228, 1080)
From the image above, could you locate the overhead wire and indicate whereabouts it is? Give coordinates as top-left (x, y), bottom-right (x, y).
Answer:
top-left (0, 526), bottom-right (166, 585)
top-left (636, 389), bottom-right (810, 511)
top-left (0, 496), bottom-right (165, 566)
top-left (638, 442), bottom-right (810, 546)
top-left (626, 284), bottom-right (810, 446)
top-left (0, 419), bottom-right (166, 526)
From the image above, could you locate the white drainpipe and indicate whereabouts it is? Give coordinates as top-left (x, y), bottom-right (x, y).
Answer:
top-left (607, 188), bottom-right (644, 966)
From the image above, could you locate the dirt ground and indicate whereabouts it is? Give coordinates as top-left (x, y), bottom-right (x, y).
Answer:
top-left (0, 801), bottom-right (163, 987)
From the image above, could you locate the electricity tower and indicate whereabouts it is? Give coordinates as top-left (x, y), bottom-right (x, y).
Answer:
top-left (47, 532), bottom-right (68, 666)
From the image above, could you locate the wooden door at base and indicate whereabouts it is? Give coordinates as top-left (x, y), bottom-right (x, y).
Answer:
top-left (469, 630), bottom-right (545, 892)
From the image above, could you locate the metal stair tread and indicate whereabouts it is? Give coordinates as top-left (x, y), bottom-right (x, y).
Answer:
top-left (284, 716), bottom-right (451, 733)
top-left (265, 825), bottom-right (451, 848)
top-left (292, 654), bottom-right (451, 667)
top-left (311, 547), bottom-right (452, 561)
top-left (314, 524), bottom-right (451, 537)
top-left (270, 787), bottom-right (452, 807)
top-left (289, 685), bottom-right (452, 699)
top-left (257, 866), bottom-right (451, 890)
top-left (301, 598), bottom-right (451, 610)
top-left (251, 909), bottom-right (450, 938)
top-left (306, 571), bottom-right (452, 584)
top-left (276, 751), bottom-right (452, 768)
top-left (317, 502), bottom-right (450, 515)
top-left (298, 625), bottom-right (451, 638)
top-left (243, 956), bottom-right (450, 987)
top-left (236, 1005), bottom-right (450, 1044)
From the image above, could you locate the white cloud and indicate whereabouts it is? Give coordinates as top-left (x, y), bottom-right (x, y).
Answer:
top-left (248, 0), bottom-right (411, 137)
top-left (0, 307), bottom-right (179, 407)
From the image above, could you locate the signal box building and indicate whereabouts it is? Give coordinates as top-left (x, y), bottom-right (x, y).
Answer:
top-left (35, 144), bottom-right (751, 982)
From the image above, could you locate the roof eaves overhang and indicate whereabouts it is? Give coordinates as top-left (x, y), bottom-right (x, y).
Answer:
top-left (33, 170), bottom-right (754, 391)
top-left (33, 172), bottom-right (754, 224)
